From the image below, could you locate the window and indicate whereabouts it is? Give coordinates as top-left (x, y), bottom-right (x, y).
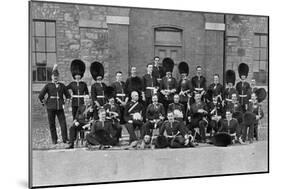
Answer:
top-left (32, 20), bottom-right (57, 82)
top-left (154, 27), bottom-right (182, 46)
top-left (253, 33), bottom-right (268, 85)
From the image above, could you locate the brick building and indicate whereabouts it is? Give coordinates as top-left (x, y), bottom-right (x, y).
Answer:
top-left (29, 1), bottom-right (268, 125)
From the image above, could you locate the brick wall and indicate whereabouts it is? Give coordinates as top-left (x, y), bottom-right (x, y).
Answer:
top-left (225, 15), bottom-right (268, 85)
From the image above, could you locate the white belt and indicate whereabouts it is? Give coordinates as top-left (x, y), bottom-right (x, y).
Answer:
top-left (195, 88), bottom-right (204, 91)
top-left (146, 87), bottom-right (157, 90)
top-left (97, 95), bottom-right (105, 98)
top-left (239, 95), bottom-right (248, 97)
top-left (116, 94), bottom-right (126, 97)
top-left (225, 98), bottom-right (232, 102)
top-left (72, 95), bottom-right (87, 98)
top-left (50, 96), bottom-right (60, 99)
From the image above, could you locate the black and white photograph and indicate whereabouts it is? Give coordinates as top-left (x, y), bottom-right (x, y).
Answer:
top-left (28, 0), bottom-right (269, 188)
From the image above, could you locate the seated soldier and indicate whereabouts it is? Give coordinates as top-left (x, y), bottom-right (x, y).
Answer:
top-left (207, 96), bottom-right (223, 136)
top-left (226, 93), bottom-right (243, 139)
top-left (168, 94), bottom-right (187, 131)
top-left (189, 93), bottom-right (209, 143)
top-left (155, 112), bottom-right (194, 148)
top-left (104, 95), bottom-right (122, 143)
top-left (66, 97), bottom-right (94, 149)
top-left (218, 110), bottom-right (243, 144)
top-left (86, 108), bottom-right (119, 148)
top-left (124, 91), bottom-right (145, 145)
top-left (143, 94), bottom-right (165, 136)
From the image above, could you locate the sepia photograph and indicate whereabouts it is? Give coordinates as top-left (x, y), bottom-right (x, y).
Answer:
top-left (29, 0), bottom-right (269, 188)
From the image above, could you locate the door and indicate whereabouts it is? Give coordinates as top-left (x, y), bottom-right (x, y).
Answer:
top-left (155, 46), bottom-right (182, 80)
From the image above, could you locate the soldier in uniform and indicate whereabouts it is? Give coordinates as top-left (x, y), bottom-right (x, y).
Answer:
top-left (191, 66), bottom-right (206, 101)
top-left (124, 91), bottom-right (145, 144)
top-left (236, 63), bottom-right (251, 112)
top-left (125, 66), bottom-right (145, 103)
top-left (225, 93), bottom-right (243, 140)
top-left (247, 88), bottom-right (266, 141)
top-left (159, 57), bottom-right (177, 113)
top-left (177, 61), bottom-right (193, 113)
top-left (207, 74), bottom-right (224, 103)
top-left (90, 61), bottom-right (107, 120)
top-left (66, 97), bottom-right (94, 149)
top-left (223, 70), bottom-right (238, 106)
top-left (86, 108), bottom-right (119, 148)
top-left (189, 93), bottom-right (209, 143)
top-left (207, 96), bottom-right (223, 136)
top-left (143, 63), bottom-right (159, 107)
top-left (152, 56), bottom-right (165, 85)
top-left (168, 94), bottom-right (186, 131)
top-left (103, 86), bottom-right (122, 143)
top-left (156, 112), bottom-right (194, 148)
top-left (38, 64), bottom-right (71, 145)
top-left (214, 110), bottom-right (243, 146)
top-left (111, 71), bottom-right (127, 124)
top-left (143, 94), bottom-right (165, 136)
top-left (66, 59), bottom-right (89, 120)
top-left (249, 78), bottom-right (258, 94)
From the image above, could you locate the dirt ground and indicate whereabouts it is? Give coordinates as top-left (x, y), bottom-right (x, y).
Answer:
top-left (31, 140), bottom-right (268, 188)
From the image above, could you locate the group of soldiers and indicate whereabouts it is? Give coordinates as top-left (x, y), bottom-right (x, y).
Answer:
top-left (38, 56), bottom-right (267, 149)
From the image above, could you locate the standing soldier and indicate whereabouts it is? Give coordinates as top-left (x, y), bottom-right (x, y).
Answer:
top-left (248, 88), bottom-right (266, 141)
top-left (152, 56), bottom-right (165, 85)
top-left (38, 64), bottom-right (71, 145)
top-left (223, 70), bottom-right (238, 106)
top-left (111, 71), bottom-right (127, 124)
top-left (67, 59), bottom-right (89, 120)
top-left (249, 78), bottom-right (258, 94)
top-left (125, 66), bottom-right (145, 103)
top-left (90, 61), bottom-right (107, 120)
top-left (177, 61), bottom-right (193, 113)
top-left (206, 74), bottom-right (224, 103)
top-left (160, 57), bottom-right (177, 113)
top-left (236, 63), bottom-right (251, 112)
top-left (191, 66), bottom-right (207, 101)
top-left (143, 63), bottom-right (158, 107)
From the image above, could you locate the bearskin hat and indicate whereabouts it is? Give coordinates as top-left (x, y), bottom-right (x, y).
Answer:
top-left (155, 135), bottom-right (169, 148)
top-left (52, 64), bottom-right (59, 76)
top-left (178, 61), bottom-right (189, 75)
top-left (104, 86), bottom-right (116, 100)
top-left (238, 63), bottom-right (249, 79)
top-left (225, 70), bottom-right (236, 85)
top-left (90, 61), bottom-right (104, 81)
top-left (162, 57), bottom-right (174, 73)
top-left (213, 132), bottom-right (232, 147)
top-left (232, 111), bottom-right (243, 124)
top-left (70, 59), bottom-right (86, 79)
top-left (255, 88), bottom-right (267, 103)
top-left (243, 111), bottom-right (256, 126)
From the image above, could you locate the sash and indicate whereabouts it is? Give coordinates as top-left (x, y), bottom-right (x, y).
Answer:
top-left (128, 101), bottom-right (139, 113)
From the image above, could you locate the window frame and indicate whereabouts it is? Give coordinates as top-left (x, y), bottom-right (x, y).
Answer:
top-left (32, 19), bottom-right (57, 83)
